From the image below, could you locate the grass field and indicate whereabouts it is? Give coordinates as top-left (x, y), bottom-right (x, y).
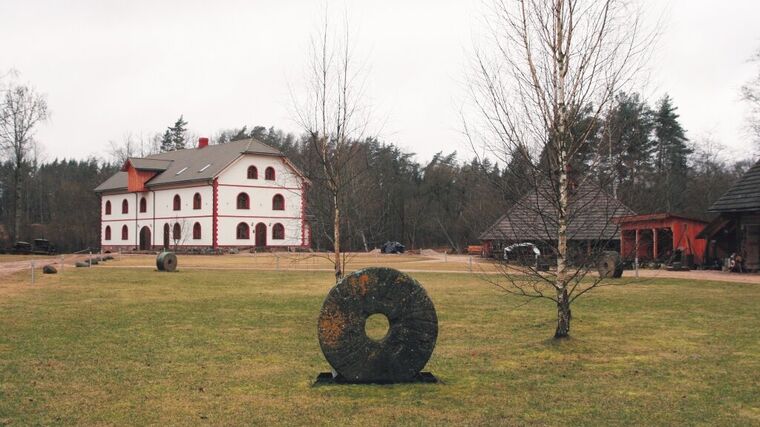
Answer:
top-left (1, 260), bottom-right (759, 425)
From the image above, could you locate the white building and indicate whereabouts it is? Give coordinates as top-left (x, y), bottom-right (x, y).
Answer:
top-left (94, 138), bottom-right (310, 252)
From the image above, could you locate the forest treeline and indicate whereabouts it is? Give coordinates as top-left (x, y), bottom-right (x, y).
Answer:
top-left (0, 93), bottom-right (754, 252)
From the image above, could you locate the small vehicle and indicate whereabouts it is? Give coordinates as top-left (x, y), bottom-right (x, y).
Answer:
top-left (503, 242), bottom-right (545, 269)
top-left (381, 241), bottom-right (406, 254)
top-left (32, 239), bottom-right (56, 255)
top-left (10, 239), bottom-right (56, 255)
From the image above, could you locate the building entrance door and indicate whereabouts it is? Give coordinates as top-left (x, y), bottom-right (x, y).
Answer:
top-left (139, 226), bottom-right (151, 250)
top-left (255, 223), bottom-right (267, 247)
top-left (163, 224), bottom-right (170, 249)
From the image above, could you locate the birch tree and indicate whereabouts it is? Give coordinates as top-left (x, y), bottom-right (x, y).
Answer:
top-left (293, 10), bottom-right (371, 279)
top-left (470, 0), bottom-right (653, 338)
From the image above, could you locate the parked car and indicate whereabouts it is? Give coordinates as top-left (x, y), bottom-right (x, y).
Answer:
top-left (381, 241), bottom-right (406, 254)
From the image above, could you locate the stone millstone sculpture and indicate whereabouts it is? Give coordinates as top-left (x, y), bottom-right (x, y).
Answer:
top-left (597, 251), bottom-right (623, 278)
top-left (317, 267), bottom-right (438, 383)
top-left (156, 252), bottom-right (178, 272)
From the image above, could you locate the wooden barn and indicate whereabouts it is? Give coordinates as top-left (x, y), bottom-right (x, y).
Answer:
top-left (480, 182), bottom-right (634, 261)
top-left (614, 213), bottom-right (708, 266)
top-left (697, 159), bottom-right (760, 271)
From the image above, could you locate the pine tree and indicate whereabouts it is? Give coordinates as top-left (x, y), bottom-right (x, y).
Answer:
top-left (170, 115), bottom-right (188, 150)
top-left (159, 115), bottom-right (189, 152)
top-left (652, 95), bottom-right (691, 212)
top-left (159, 130), bottom-right (173, 152)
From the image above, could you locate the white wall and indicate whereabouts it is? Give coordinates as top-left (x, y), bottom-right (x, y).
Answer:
top-left (216, 154), bottom-right (305, 246)
top-left (100, 153), bottom-right (307, 248)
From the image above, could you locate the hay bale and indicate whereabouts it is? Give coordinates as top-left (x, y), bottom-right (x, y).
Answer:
top-left (42, 265), bottom-right (57, 274)
top-left (75, 261), bottom-right (88, 268)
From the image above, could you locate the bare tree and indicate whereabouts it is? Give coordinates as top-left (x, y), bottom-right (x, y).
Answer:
top-left (741, 49), bottom-right (760, 150)
top-left (469, 0), bottom-right (654, 338)
top-left (0, 82), bottom-right (49, 241)
top-left (292, 9), bottom-right (371, 279)
top-left (108, 132), bottom-right (162, 164)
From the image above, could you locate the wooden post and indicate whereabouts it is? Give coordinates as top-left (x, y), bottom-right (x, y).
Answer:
top-left (652, 228), bottom-right (658, 260)
top-left (31, 261), bottom-right (35, 285)
top-left (634, 229), bottom-right (640, 278)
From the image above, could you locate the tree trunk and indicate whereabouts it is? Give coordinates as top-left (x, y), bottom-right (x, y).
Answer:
top-left (333, 193), bottom-right (342, 280)
top-left (555, 287), bottom-right (571, 338)
top-left (553, 0), bottom-right (571, 339)
top-left (13, 164), bottom-right (22, 241)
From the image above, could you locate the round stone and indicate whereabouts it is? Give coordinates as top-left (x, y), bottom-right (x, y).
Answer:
top-left (317, 267), bottom-right (438, 383)
top-left (156, 252), bottom-right (177, 272)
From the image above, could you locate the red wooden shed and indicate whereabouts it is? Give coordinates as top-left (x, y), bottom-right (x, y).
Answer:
top-left (613, 213), bottom-right (708, 265)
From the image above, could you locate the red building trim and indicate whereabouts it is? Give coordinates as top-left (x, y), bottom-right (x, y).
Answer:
top-left (217, 183), bottom-right (302, 191)
top-left (212, 178), bottom-right (219, 249)
top-left (301, 182), bottom-right (309, 247)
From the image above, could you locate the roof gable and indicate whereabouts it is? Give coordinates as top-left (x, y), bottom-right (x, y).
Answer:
top-left (709, 159), bottom-right (760, 212)
top-left (480, 182), bottom-right (635, 241)
top-left (95, 138), bottom-right (285, 193)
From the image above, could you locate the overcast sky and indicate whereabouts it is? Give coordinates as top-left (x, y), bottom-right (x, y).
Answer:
top-left (2, 0), bottom-right (759, 163)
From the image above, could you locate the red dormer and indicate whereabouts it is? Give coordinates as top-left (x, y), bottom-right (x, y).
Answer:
top-left (121, 158), bottom-right (172, 192)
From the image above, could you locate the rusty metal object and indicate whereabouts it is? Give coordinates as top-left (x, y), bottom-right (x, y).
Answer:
top-left (317, 267), bottom-right (438, 383)
top-left (597, 251), bottom-right (623, 278)
top-left (156, 251), bottom-right (177, 272)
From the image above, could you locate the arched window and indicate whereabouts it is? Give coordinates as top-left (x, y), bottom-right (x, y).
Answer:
top-left (272, 223), bottom-right (285, 240)
top-left (121, 199), bottom-right (129, 214)
top-left (265, 167), bottom-right (275, 180)
top-left (237, 193), bottom-right (250, 209)
top-left (139, 197), bottom-right (147, 213)
top-left (105, 200), bottom-right (112, 215)
top-left (193, 193), bottom-right (202, 210)
top-left (247, 165), bottom-right (258, 179)
top-left (272, 194), bottom-right (285, 211)
top-left (105, 226), bottom-right (111, 240)
top-left (121, 225), bottom-right (128, 240)
top-left (173, 194), bottom-right (181, 211)
top-left (193, 222), bottom-right (201, 239)
top-left (173, 223), bottom-right (181, 240)
top-left (236, 222), bottom-right (250, 239)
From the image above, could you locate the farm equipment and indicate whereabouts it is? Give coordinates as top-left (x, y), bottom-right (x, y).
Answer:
top-left (5, 239), bottom-right (57, 255)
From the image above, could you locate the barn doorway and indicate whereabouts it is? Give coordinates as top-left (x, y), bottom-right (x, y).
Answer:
top-left (255, 223), bottom-right (267, 247)
top-left (139, 226), bottom-right (151, 250)
top-left (163, 223), bottom-right (170, 249)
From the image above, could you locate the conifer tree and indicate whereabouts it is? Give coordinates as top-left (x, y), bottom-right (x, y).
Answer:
top-left (652, 95), bottom-right (691, 211)
top-left (170, 115), bottom-right (188, 150)
top-left (159, 129), bottom-right (173, 152)
top-left (159, 115), bottom-right (189, 151)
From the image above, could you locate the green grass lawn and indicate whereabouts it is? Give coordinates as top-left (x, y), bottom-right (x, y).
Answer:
top-left (1, 267), bottom-right (759, 425)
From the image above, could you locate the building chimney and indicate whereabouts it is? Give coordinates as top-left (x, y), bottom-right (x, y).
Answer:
top-left (198, 137), bottom-right (209, 149)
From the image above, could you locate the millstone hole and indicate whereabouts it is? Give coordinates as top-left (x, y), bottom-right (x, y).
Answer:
top-left (365, 313), bottom-right (390, 341)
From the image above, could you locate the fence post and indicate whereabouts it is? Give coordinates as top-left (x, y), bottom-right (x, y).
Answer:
top-left (469, 255), bottom-right (473, 273)
top-left (31, 261), bottom-right (35, 285)
top-left (634, 256), bottom-right (639, 278)
top-left (89, 251), bottom-right (92, 268)
top-left (60, 255), bottom-right (64, 273)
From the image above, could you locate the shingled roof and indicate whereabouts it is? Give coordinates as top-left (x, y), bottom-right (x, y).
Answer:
top-left (94, 138), bottom-right (285, 193)
top-left (708, 159), bottom-right (760, 213)
top-left (480, 182), bottom-right (634, 242)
